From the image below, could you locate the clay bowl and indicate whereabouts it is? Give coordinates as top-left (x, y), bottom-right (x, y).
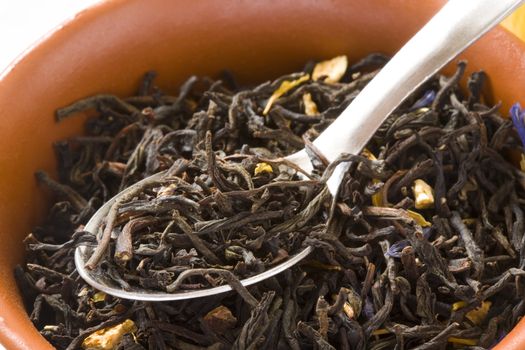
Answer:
top-left (1, 0), bottom-right (525, 348)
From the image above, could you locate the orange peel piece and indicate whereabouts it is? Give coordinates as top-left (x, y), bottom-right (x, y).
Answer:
top-left (82, 319), bottom-right (136, 350)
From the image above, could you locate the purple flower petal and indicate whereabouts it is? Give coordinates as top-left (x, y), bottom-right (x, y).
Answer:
top-left (385, 228), bottom-right (433, 258)
top-left (362, 297), bottom-right (375, 320)
top-left (411, 90), bottom-right (436, 110)
top-left (422, 227), bottom-right (433, 239)
top-left (511, 102), bottom-right (525, 150)
top-left (385, 240), bottom-right (409, 258)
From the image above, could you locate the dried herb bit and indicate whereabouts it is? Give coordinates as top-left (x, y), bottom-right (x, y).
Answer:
top-left (17, 55), bottom-right (525, 349)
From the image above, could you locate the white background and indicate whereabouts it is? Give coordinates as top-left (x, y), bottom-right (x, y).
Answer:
top-left (0, 1), bottom-right (100, 348)
top-left (0, 0), bottom-right (100, 73)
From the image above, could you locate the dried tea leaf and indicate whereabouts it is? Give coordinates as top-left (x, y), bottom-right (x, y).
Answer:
top-left (203, 305), bottom-right (237, 334)
top-left (312, 55), bottom-right (348, 83)
top-left (82, 319), bottom-right (136, 350)
top-left (263, 74), bottom-right (309, 115)
top-left (412, 179), bottom-right (434, 209)
top-left (270, 248), bottom-right (289, 265)
top-left (306, 261), bottom-right (341, 271)
top-left (362, 149), bottom-right (382, 206)
top-left (458, 177), bottom-right (478, 201)
top-left (315, 296), bottom-right (329, 338)
top-left (254, 162), bottom-right (273, 176)
top-left (302, 93), bottom-right (319, 116)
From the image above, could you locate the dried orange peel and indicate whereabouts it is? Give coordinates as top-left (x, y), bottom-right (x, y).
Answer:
top-left (82, 319), bottom-right (137, 350)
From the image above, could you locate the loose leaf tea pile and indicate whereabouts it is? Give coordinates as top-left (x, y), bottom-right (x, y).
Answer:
top-left (16, 54), bottom-right (525, 349)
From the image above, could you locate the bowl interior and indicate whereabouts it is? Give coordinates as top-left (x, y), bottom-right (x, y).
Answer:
top-left (2, 0), bottom-right (525, 348)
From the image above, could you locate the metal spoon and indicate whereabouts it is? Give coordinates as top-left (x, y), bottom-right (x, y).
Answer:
top-left (75, 0), bottom-right (524, 301)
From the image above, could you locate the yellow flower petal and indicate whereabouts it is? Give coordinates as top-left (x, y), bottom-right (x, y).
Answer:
top-left (462, 218), bottom-right (476, 226)
top-left (303, 93), bottom-right (319, 116)
top-left (91, 292), bottom-right (107, 303)
top-left (520, 153), bottom-right (525, 172)
top-left (447, 337), bottom-right (477, 346)
top-left (371, 328), bottom-right (390, 336)
top-left (407, 210), bottom-right (431, 227)
top-left (451, 301), bottom-right (467, 311)
top-left (412, 179), bottom-right (434, 209)
top-left (466, 301), bottom-right (491, 326)
top-left (254, 162), bottom-right (273, 176)
top-left (361, 149), bottom-right (377, 161)
top-left (263, 74), bottom-right (309, 115)
top-left (312, 55), bottom-right (348, 83)
top-left (82, 319), bottom-right (137, 350)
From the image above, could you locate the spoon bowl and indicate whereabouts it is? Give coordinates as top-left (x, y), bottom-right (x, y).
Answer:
top-left (74, 170), bottom-right (313, 301)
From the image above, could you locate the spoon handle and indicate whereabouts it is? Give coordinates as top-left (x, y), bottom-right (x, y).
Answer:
top-left (286, 0), bottom-right (524, 194)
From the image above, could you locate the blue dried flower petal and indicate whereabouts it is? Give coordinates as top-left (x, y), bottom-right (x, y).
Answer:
top-left (386, 228), bottom-right (432, 258)
top-left (411, 90), bottom-right (436, 110)
top-left (385, 240), bottom-right (409, 258)
top-left (511, 102), bottom-right (525, 150)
